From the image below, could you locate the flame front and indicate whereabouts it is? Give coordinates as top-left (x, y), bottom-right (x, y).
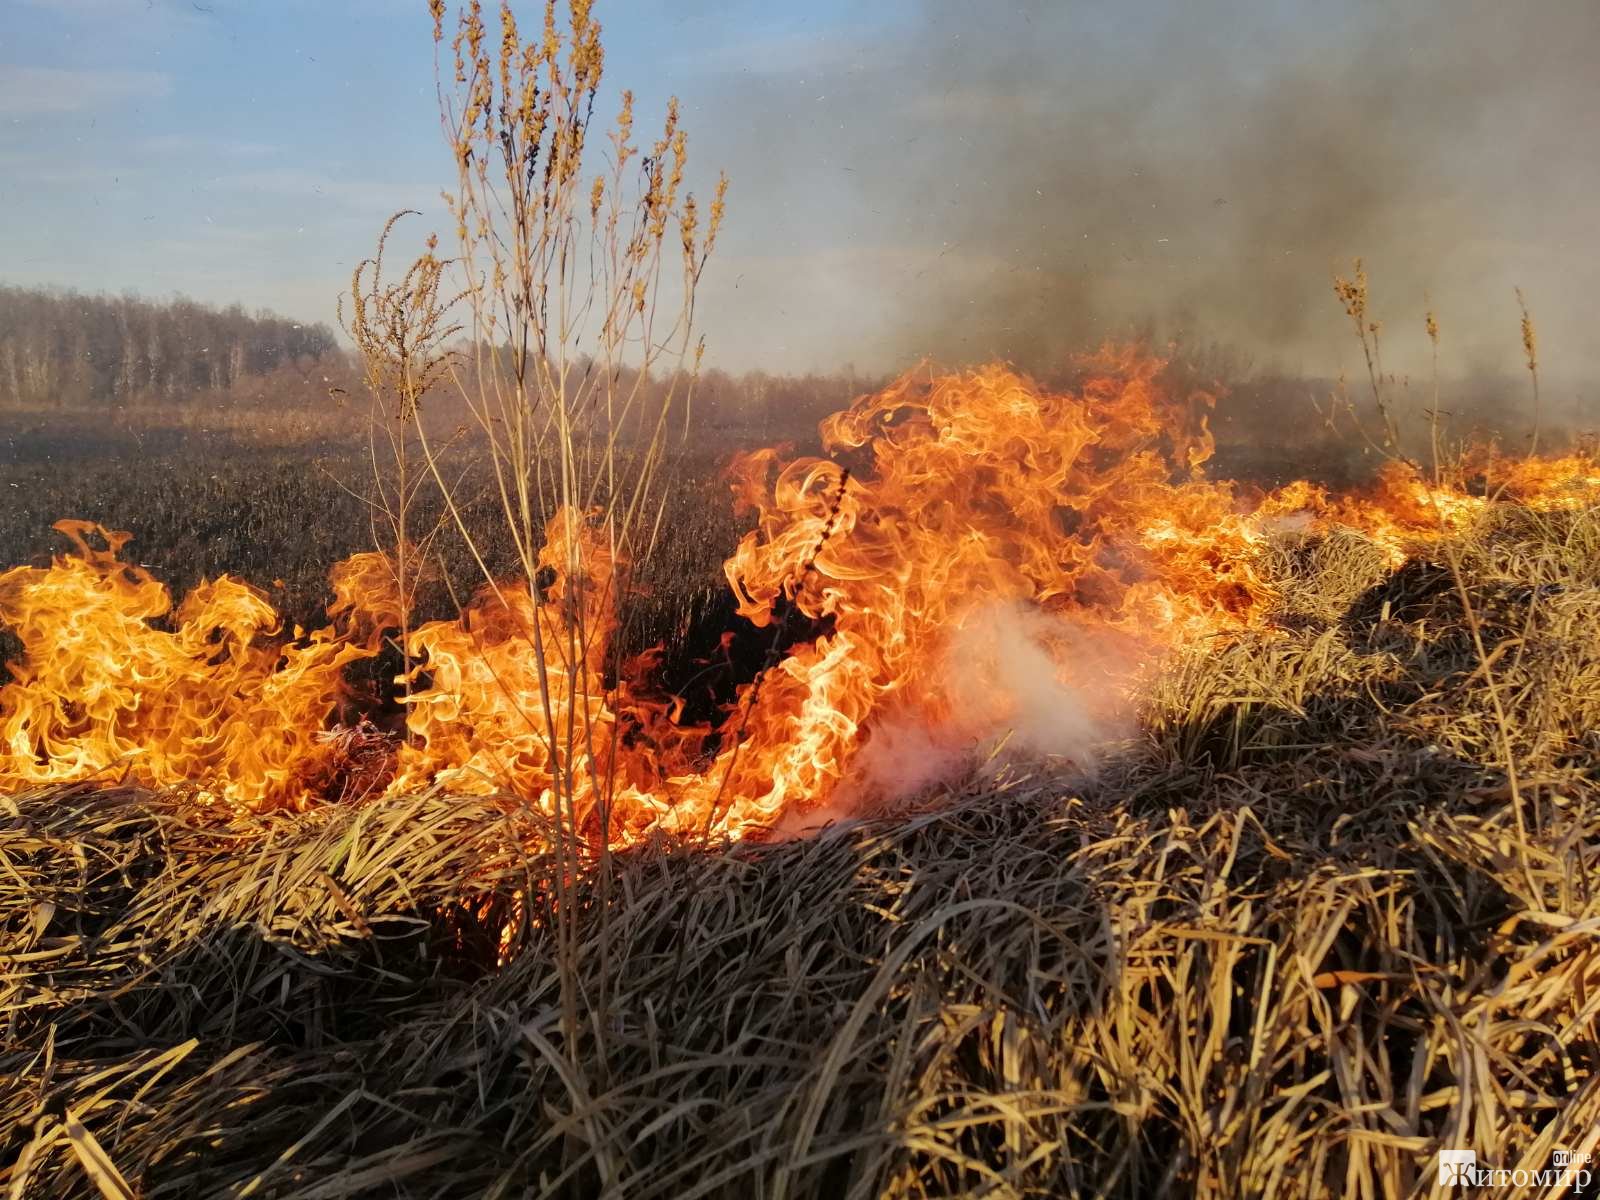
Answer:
top-left (3, 349), bottom-right (1596, 839)
top-left (0, 522), bottom-right (365, 809)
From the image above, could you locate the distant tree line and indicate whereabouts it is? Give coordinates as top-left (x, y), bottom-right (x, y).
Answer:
top-left (0, 284), bottom-right (344, 410)
top-left (0, 282), bottom-right (880, 438)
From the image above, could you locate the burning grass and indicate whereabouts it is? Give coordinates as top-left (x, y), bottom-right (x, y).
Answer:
top-left (8, 355), bottom-right (1595, 830)
top-left (5, 499), bottom-right (1600, 1197)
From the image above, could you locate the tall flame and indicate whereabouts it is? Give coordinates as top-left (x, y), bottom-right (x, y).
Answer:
top-left (2, 349), bottom-right (1596, 838)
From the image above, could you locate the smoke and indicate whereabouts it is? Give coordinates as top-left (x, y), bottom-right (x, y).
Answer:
top-left (936, 603), bottom-right (1128, 775)
top-left (778, 603), bottom-right (1131, 836)
top-left (688, 0), bottom-right (1600, 387)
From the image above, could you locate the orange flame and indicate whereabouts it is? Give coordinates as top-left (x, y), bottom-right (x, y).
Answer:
top-left (0, 521), bottom-right (366, 809)
top-left (2, 349), bottom-right (1596, 836)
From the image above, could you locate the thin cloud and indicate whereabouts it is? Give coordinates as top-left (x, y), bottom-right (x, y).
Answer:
top-left (673, 29), bottom-right (870, 77)
top-left (205, 166), bottom-right (439, 213)
top-left (0, 65), bottom-right (171, 115)
top-left (134, 133), bottom-right (279, 159)
top-left (18, 0), bottom-right (208, 20)
top-left (0, 153), bottom-right (129, 186)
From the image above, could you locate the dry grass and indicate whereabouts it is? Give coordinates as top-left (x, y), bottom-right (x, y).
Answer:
top-left (4, 502), bottom-right (1600, 1198)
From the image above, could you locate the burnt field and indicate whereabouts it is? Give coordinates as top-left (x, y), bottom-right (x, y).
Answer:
top-left (0, 364), bottom-right (1387, 643)
top-left (0, 425), bottom-right (757, 724)
top-left (0, 433), bottom-right (744, 636)
top-left (0, 372), bottom-right (1408, 760)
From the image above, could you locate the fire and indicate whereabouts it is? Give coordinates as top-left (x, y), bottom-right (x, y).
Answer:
top-left (708, 349), bottom-right (1264, 823)
top-left (2, 348), bottom-right (1596, 839)
top-left (0, 521), bottom-right (366, 809)
top-left (388, 509), bottom-right (656, 831)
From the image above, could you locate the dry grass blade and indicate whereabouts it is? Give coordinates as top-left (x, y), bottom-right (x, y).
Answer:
top-left (62, 1112), bottom-right (135, 1200)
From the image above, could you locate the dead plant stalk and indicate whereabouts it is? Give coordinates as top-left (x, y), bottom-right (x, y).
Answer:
top-left (412, 0), bottom-right (726, 1117)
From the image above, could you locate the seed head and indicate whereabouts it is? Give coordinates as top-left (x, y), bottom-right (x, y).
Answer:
top-left (1515, 288), bottom-right (1537, 373)
top-left (1333, 259), bottom-right (1368, 323)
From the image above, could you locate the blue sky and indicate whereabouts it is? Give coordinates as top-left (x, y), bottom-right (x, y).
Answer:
top-left (3, 0), bottom-right (1597, 379)
top-left (1, 0), bottom-right (913, 369)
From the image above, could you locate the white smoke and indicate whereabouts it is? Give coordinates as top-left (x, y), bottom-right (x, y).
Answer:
top-left (780, 602), bottom-right (1132, 835)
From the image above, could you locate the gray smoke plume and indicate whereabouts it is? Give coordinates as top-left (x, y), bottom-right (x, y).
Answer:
top-left (683, 0), bottom-right (1600, 391)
